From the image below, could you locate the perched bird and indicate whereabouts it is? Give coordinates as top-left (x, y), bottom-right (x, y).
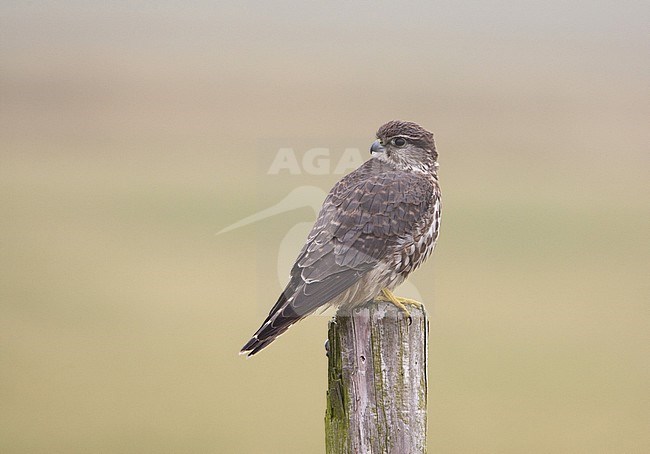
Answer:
top-left (240, 120), bottom-right (441, 356)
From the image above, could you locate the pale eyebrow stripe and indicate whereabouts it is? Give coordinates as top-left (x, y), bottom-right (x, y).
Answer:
top-left (389, 135), bottom-right (420, 140)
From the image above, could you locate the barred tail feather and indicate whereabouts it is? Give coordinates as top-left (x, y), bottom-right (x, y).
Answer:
top-left (240, 256), bottom-right (368, 356)
top-left (239, 279), bottom-right (302, 356)
top-left (239, 295), bottom-right (304, 356)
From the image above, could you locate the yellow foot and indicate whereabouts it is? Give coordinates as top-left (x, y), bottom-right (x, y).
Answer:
top-left (376, 288), bottom-right (424, 317)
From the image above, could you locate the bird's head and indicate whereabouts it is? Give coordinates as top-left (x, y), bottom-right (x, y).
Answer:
top-left (370, 120), bottom-right (437, 173)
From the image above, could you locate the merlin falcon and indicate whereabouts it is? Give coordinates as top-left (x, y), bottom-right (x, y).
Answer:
top-left (241, 120), bottom-right (441, 356)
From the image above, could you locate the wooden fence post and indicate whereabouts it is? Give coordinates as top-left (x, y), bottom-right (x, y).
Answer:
top-left (325, 299), bottom-right (428, 453)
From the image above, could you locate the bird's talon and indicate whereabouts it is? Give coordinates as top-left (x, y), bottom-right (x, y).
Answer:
top-left (376, 288), bottom-right (413, 317)
top-left (401, 298), bottom-right (425, 309)
top-left (377, 288), bottom-right (424, 318)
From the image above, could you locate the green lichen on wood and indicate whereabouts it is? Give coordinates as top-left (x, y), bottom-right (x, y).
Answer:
top-left (325, 316), bottom-right (349, 454)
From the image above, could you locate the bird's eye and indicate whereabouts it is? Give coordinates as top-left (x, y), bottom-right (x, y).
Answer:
top-left (392, 137), bottom-right (407, 147)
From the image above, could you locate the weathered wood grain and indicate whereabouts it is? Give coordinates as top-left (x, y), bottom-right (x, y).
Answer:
top-left (325, 299), bottom-right (428, 453)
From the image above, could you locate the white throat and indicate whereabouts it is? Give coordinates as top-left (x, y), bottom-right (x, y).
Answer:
top-left (371, 151), bottom-right (437, 175)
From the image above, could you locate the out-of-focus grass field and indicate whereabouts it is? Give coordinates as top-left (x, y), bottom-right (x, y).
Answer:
top-left (1, 2), bottom-right (648, 453)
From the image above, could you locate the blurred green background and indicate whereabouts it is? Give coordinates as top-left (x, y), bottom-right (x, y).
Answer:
top-left (1, 1), bottom-right (648, 453)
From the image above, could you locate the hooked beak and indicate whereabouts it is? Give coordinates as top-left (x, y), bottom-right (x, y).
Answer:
top-left (370, 139), bottom-right (385, 154)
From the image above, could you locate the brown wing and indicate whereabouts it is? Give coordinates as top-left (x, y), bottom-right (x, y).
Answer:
top-left (240, 160), bottom-right (434, 355)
